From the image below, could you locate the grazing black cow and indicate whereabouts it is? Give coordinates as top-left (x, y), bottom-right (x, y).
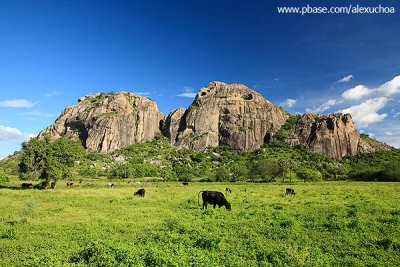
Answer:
top-left (21, 183), bottom-right (33, 189)
top-left (66, 182), bottom-right (74, 188)
top-left (108, 183), bottom-right (114, 188)
top-left (182, 181), bottom-right (189, 186)
top-left (226, 187), bottom-right (232, 194)
top-left (285, 188), bottom-right (296, 196)
top-left (198, 191), bottom-right (231, 210)
top-left (41, 181), bottom-right (49, 190)
top-left (134, 188), bottom-right (145, 197)
top-left (50, 180), bottom-right (57, 189)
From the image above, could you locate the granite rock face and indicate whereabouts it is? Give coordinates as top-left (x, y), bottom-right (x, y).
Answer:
top-left (293, 113), bottom-right (360, 158)
top-left (358, 135), bottom-right (392, 153)
top-left (171, 82), bottom-right (288, 152)
top-left (38, 83), bottom-right (391, 158)
top-left (39, 92), bottom-right (164, 153)
top-left (161, 108), bottom-right (186, 144)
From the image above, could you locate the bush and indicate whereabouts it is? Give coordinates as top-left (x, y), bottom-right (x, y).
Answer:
top-left (296, 168), bottom-right (322, 182)
top-left (0, 170), bottom-right (10, 182)
top-left (214, 166), bottom-right (230, 182)
top-left (249, 159), bottom-right (280, 181)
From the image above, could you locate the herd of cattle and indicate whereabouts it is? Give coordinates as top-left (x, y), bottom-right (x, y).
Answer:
top-left (20, 181), bottom-right (297, 210)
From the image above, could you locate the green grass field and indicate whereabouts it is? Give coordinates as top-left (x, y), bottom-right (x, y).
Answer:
top-left (0, 180), bottom-right (399, 266)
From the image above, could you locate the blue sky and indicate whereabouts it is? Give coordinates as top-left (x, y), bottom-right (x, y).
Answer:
top-left (1, 0), bottom-right (400, 158)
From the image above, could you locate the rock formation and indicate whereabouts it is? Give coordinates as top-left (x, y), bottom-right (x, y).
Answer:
top-left (39, 92), bottom-right (163, 153)
top-left (38, 82), bottom-right (391, 158)
top-left (292, 113), bottom-right (360, 158)
top-left (170, 82), bottom-right (288, 152)
top-left (358, 135), bottom-right (392, 153)
top-left (161, 108), bottom-right (186, 144)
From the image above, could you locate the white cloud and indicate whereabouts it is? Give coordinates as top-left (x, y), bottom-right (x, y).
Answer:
top-left (339, 97), bottom-right (388, 127)
top-left (181, 86), bottom-right (195, 93)
top-left (376, 75), bottom-right (400, 96)
top-left (0, 99), bottom-right (35, 108)
top-left (177, 92), bottom-right (197, 98)
top-left (280, 98), bottom-right (297, 108)
top-left (132, 91), bottom-right (152, 96)
top-left (0, 125), bottom-right (22, 140)
top-left (44, 91), bottom-right (61, 97)
top-left (176, 86), bottom-right (197, 98)
top-left (23, 111), bottom-right (56, 118)
top-left (306, 99), bottom-right (342, 113)
top-left (384, 131), bottom-right (395, 136)
top-left (341, 85), bottom-right (372, 100)
top-left (338, 75), bottom-right (354, 83)
top-left (21, 133), bottom-right (36, 142)
top-left (306, 75), bottom-right (400, 116)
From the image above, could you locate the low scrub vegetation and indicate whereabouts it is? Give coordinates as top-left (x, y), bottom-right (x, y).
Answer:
top-left (2, 134), bottom-right (399, 184)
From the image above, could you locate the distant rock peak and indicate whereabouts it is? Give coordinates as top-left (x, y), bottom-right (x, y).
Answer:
top-left (38, 84), bottom-right (390, 158)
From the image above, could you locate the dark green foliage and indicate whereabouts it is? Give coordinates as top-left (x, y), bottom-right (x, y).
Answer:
top-left (214, 166), bottom-right (230, 181)
top-left (347, 149), bottom-right (400, 181)
top-left (274, 114), bottom-right (301, 141)
top-left (108, 164), bottom-right (131, 179)
top-left (249, 159), bottom-right (280, 181)
top-left (18, 137), bottom-right (86, 181)
top-left (1, 128), bottom-right (398, 182)
top-left (282, 114), bottom-right (301, 131)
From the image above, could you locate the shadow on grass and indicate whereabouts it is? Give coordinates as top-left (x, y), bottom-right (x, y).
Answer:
top-left (0, 185), bottom-right (29, 190)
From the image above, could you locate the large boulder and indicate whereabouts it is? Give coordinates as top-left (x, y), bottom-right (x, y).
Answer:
top-left (293, 113), bottom-right (360, 158)
top-left (172, 81), bottom-right (288, 152)
top-left (39, 92), bottom-right (164, 153)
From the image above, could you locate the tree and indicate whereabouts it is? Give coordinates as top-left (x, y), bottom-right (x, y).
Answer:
top-left (249, 159), bottom-right (280, 182)
top-left (19, 137), bottom-right (85, 181)
top-left (214, 166), bottom-right (230, 182)
top-left (109, 164), bottom-right (131, 179)
top-left (278, 159), bottom-right (289, 183)
top-left (287, 159), bottom-right (296, 184)
top-left (0, 169), bottom-right (10, 183)
top-left (296, 168), bottom-right (322, 182)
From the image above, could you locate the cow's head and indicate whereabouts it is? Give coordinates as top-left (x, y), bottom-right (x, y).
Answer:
top-left (225, 202), bottom-right (231, 211)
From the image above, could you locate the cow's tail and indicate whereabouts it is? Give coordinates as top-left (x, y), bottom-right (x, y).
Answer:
top-left (198, 191), bottom-right (205, 206)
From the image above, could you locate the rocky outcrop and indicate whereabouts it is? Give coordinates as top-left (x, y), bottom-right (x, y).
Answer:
top-left (39, 92), bottom-right (163, 153)
top-left (161, 108), bottom-right (186, 144)
top-left (37, 82), bottom-right (391, 158)
top-left (358, 135), bottom-right (392, 153)
top-left (293, 113), bottom-right (360, 158)
top-left (172, 82), bottom-right (288, 152)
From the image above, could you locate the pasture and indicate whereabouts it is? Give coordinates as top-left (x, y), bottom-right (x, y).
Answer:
top-left (0, 181), bottom-right (399, 266)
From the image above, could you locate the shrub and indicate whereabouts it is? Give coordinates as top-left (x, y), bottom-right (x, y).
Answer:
top-left (0, 170), bottom-right (10, 182)
top-left (296, 168), bottom-right (322, 182)
top-left (214, 166), bottom-right (230, 182)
